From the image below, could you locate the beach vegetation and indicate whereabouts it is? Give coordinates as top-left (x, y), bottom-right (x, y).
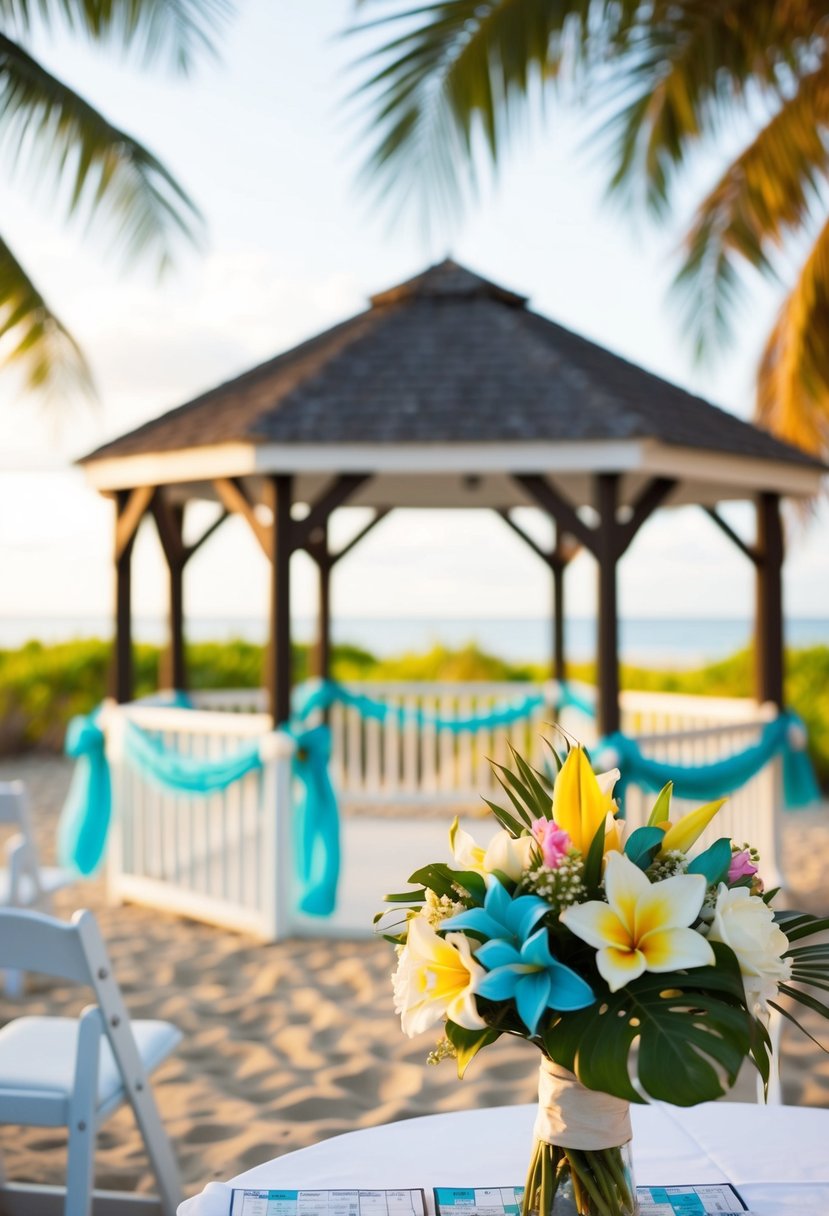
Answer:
top-left (0, 636), bottom-right (827, 789)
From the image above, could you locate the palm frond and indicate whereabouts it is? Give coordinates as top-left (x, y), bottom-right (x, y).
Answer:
top-left (0, 32), bottom-right (202, 271)
top-left (755, 213), bottom-right (829, 456)
top-left (672, 61), bottom-right (829, 357)
top-left (0, 0), bottom-right (231, 73)
top-left (347, 0), bottom-right (602, 220)
top-left (603, 0), bottom-right (823, 214)
top-left (0, 234), bottom-right (94, 398)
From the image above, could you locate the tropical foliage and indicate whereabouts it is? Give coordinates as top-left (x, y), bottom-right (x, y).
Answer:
top-left (350, 0), bottom-right (829, 458)
top-left (384, 741), bottom-right (829, 1214)
top-left (0, 0), bottom-right (229, 397)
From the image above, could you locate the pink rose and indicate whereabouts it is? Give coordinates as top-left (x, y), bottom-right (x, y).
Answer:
top-left (727, 849), bottom-right (758, 884)
top-left (531, 818), bottom-right (572, 869)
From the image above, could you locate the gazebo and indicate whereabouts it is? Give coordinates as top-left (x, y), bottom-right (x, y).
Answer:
top-left (81, 259), bottom-right (824, 735)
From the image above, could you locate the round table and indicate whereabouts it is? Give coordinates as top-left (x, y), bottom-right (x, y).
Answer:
top-left (179, 1102), bottom-right (829, 1216)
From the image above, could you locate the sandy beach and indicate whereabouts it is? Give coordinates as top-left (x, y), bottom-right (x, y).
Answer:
top-left (1, 753), bottom-right (828, 1200)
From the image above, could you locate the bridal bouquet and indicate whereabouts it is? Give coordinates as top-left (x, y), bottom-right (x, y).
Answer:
top-left (381, 742), bottom-right (829, 1216)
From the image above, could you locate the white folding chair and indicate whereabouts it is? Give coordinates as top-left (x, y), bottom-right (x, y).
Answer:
top-left (0, 780), bottom-right (77, 996)
top-left (0, 780), bottom-right (75, 911)
top-left (0, 907), bottom-right (182, 1216)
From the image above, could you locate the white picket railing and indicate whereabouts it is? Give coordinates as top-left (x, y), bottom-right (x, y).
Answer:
top-left (103, 702), bottom-right (295, 939)
top-left (105, 683), bottom-right (788, 939)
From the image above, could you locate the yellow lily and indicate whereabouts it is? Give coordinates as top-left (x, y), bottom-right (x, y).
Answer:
top-left (392, 916), bottom-right (486, 1035)
top-left (659, 799), bottom-right (726, 854)
top-left (560, 851), bottom-right (714, 992)
top-left (552, 746), bottom-right (621, 855)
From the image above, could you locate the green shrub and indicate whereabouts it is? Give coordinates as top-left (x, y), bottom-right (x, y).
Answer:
top-left (0, 636), bottom-right (826, 790)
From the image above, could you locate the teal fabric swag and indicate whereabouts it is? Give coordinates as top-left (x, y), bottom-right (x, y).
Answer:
top-left (293, 679), bottom-right (593, 730)
top-left (58, 710), bottom-right (342, 915)
top-left (58, 711), bottom-right (111, 876)
top-left (597, 711), bottom-right (819, 811)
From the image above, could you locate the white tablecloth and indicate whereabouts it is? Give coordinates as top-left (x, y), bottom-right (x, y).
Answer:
top-left (180, 1103), bottom-right (829, 1216)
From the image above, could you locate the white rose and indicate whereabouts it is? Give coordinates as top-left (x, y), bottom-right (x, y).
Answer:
top-left (707, 884), bottom-right (792, 1016)
top-left (483, 829), bottom-right (536, 881)
top-left (449, 820), bottom-right (534, 881)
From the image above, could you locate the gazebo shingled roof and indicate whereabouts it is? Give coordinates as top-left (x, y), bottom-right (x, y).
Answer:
top-left (83, 259), bottom-right (821, 472)
top-left (81, 259), bottom-right (825, 730)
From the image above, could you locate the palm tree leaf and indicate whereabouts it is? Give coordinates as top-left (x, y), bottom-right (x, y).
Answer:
top-left (0, 234), bottom-right (94, 396)
top-left (0, 32), bottom-right (202, 269)
top-left (756, 212), bottom-right (829, 456)
top-left (602, 0), bottom-right (818, 213)
top-left (347, 0), bottom-right (602, 219)
top-left (0, 0), bottom-right (231, 73)
top-left (672, 60), bottom-right (829, 357)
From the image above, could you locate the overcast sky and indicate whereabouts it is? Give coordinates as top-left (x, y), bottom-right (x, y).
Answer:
top-left (1, 0), bottom-right (827, 637)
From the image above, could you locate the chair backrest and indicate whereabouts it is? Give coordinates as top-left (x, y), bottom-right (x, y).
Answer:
top-left (0, 780), bottom-right (32, 831)
top-left (0, 907), bottom-right (107, 989)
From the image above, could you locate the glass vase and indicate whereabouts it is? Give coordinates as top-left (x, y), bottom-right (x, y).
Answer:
top-left (521, 1060), bottom-right (638, 1216)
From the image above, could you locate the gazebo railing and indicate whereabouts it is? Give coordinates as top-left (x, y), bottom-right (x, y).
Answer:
top-left (101, 684), bottom-right (789, 939)
top-left (104, 702), bottom-right (295, 938)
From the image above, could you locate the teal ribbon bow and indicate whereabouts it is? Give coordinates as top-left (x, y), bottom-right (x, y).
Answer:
top-left (283, 723), bottom-right (340, 917)
top-left (58, 711), bottom-right (111, 876)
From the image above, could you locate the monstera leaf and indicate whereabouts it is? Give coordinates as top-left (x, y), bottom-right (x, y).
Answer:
top-left (543, 943), bottom-right (751, 1105)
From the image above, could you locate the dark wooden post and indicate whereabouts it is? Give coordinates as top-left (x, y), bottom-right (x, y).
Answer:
top-left (552, 557), bottom-right (566, 683)
top-left (268, 474), bottom-right (294, 724)
top-left (596, 474), bottom-right (621, 735)
top-left (163, 506), bottom-right (186, 691)
top-left (317, 557), bottom-right (332, 681)
top-left (113, 490), bottom-right (135, 703)
top-left (756, 492), bottom-right (784, 708)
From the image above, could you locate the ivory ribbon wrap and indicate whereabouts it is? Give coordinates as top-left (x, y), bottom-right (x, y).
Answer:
top-left (533, 1059), bottom-right (632, 1151)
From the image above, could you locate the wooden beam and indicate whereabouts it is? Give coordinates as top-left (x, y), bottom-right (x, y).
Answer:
top-left (596, 473), bottom-right (621, 735)
top-left (615, 477), bottom-right (677, 557)
top-left (513, 474), bottom-right (598, 555)
top-left (704, 506), bottom-right (759, 565)
top-left (213, 477), bottom-right (270, 558)
top-left (114, 485), bottom-right (154, 561)
top-left (292, 474), bottom-right (371, 551)
top-left (495, 509), bottom-right (553, 567)
top-left (553, 563), bottom-right (566, 683)
top-left (756, 492), bottom-right (784, 708)
top-left (184, 509), bottom-right (230, 562)
top-left (330, 507), bottom-right (390, 566)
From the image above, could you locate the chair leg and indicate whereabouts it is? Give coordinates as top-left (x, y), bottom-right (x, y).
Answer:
top-left (66, 1009), bottom-right (102, 1216)
top-left (129, 1082), bottom-right (182, 1216)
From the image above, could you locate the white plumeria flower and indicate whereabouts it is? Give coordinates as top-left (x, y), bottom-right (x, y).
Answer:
top-left (392, 915), bottom-right (487, 1036)
top-left (560, 851), bottom-right (715, 992)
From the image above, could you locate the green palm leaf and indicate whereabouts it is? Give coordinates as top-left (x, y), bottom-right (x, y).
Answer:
top-left (348, 0), bottom-right (600, 219)
top-left (0, 0), bottom-right (230, 73)
top-left (0, 235), bottom-right (94, 395)
top-left (0, 34), bottom-right (202, 267)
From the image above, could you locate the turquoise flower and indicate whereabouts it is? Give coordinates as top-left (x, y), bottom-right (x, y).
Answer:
top-left (475, 929), bottom-right (595, 1035)
top-left (441, 875), bottom-right (548, 945)
top-left (441, 877), bottom-right (594, 1035)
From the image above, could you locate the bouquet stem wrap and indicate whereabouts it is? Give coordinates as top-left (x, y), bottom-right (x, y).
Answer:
top-left (534, 1060), bottom-right (632, 1150)
top-left (522, 1060), bottom-right (637, 1216)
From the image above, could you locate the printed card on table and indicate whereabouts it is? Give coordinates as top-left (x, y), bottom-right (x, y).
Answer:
top-left (230, 1190), bottom-right (426, 1216)
top-left (434, 1183), bottom-right (748, 1216)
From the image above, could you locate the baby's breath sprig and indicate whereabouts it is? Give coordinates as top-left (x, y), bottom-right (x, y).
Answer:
top-left (521, 853), bottom-right (586, 914)
top-left (427, 1036), bottom-right (456, 1066)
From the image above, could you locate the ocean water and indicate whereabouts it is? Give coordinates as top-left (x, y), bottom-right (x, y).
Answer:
top-left (2, 615), bottom-right (829, 668)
